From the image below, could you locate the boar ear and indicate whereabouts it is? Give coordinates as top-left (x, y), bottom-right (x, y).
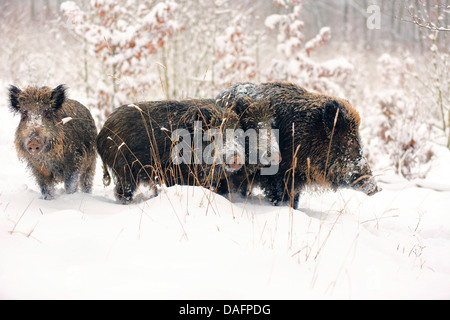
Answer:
top-left (8, 85), bottom-right (22, 113)
top-left (323, 100), bottom-right (347, 136)
top-left (50, 84), bottom-right (66, 110)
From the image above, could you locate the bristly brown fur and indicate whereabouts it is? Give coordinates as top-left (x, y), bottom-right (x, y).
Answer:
top-left (96, 99), bottom-right (242, 203)
top-left (215, 85), bottom-right (281, 198)
top-left (243, 99), bottom-right (274, 128)
top-left (215, 81), bottom-right (379, 207)
top-left (8, 84), bottom-right (97, 199)
top-left (14, 86), bottom-right (54, 106)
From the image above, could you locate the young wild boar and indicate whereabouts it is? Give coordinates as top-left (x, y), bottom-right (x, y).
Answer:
top-left (215, 83), bottom-right (281, 197)
top-left (96, 99), bottom-right (244, 204)
top-left (217, 81), bottom-right (381, 207)
top-left (8, 85), bottom-right (97, 199)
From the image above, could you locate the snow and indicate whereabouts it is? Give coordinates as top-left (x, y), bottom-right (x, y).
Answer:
top-left (1, 105), bottom-right (450, 300)
top-left (60, 117), bottom-right (73, 125)
top-left (0, 0), bottom-right (449, 299)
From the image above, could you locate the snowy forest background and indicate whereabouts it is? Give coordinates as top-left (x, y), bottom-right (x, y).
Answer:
top-left (1, 0), bottom-right (450, 300)
top-left (0, 0), bottom-right (448, 180)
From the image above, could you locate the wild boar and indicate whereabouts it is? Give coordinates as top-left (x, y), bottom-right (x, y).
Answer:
top-left (96, 99), bottom-right (244, 203)
top-left (8, 84), bottom-right (97, 199)
top-left (217, 81), bottom-right (381, 207)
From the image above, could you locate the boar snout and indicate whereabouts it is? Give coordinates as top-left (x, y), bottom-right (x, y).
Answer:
top-left (353, 176), bottom-right (381, 196)
top-left (25, 135), bottom-right (44, 155)
top-left (225, 154), bottom-right (244, 172)
top-left (366, 183), bottom-right (382, 196)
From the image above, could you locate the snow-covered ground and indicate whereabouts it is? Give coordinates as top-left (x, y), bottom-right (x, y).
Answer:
top-left (1, 104), bottom-right (449, 300)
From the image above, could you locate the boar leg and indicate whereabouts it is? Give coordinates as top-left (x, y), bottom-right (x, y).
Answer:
top-left (283, 192), bottom-right (300, 209)
top-left (65, 171), bottom-right (80, 194)
top-left (215, 174), bottom-right (249, 199)
top-left (115, 177), bottom-right (136, 204)
top-left (79, 157), bottom-right (96, 193)
top-left (263, 181), bottom-right (285, 206)
top-left (262, 174), bottom-right (300, 208)
top-left (40, 183), bottom-right (55, 200)
top-left (40, 186), bottom-right (54, 200)
top-left (32, 167), bottom-right (55, 200)
top-left (238, 180), bottom-right (250, 197)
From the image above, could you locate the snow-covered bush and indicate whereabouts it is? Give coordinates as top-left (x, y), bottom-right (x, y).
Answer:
top-left (264, 0), bottom-right (353, 96)
top-left (424, 32), bottom-right (449, 148)
top-left (61, 0), bottom-right (179, 118)
top-left (364, 53), bottom-right (435, 179)
top-left (214, 14), bottom-right (257, 87)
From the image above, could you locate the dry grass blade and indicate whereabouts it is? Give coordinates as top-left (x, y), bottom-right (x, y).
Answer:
top-left (324, 109), bottom-right (339, 182)
top-left (9, 198), bottom-right (34, 234)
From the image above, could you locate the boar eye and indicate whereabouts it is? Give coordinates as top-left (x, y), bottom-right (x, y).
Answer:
top-left (20, 110), bottom-right (28, 121)
top-left (43, 109), bottom-right (54, 119)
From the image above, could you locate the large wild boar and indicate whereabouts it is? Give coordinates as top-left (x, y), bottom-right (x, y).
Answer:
top-left (215, 83), bottom-right (282, 197)
top-left (216, 81), bottom-right (381, 207)
top-left (8, 85), bottom-right (97, 199)
top-left (96, 99), bottom-right (244, 203)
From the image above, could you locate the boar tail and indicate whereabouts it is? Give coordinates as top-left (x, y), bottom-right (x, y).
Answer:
top-left (102, 164), bottom-right (111, 187)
